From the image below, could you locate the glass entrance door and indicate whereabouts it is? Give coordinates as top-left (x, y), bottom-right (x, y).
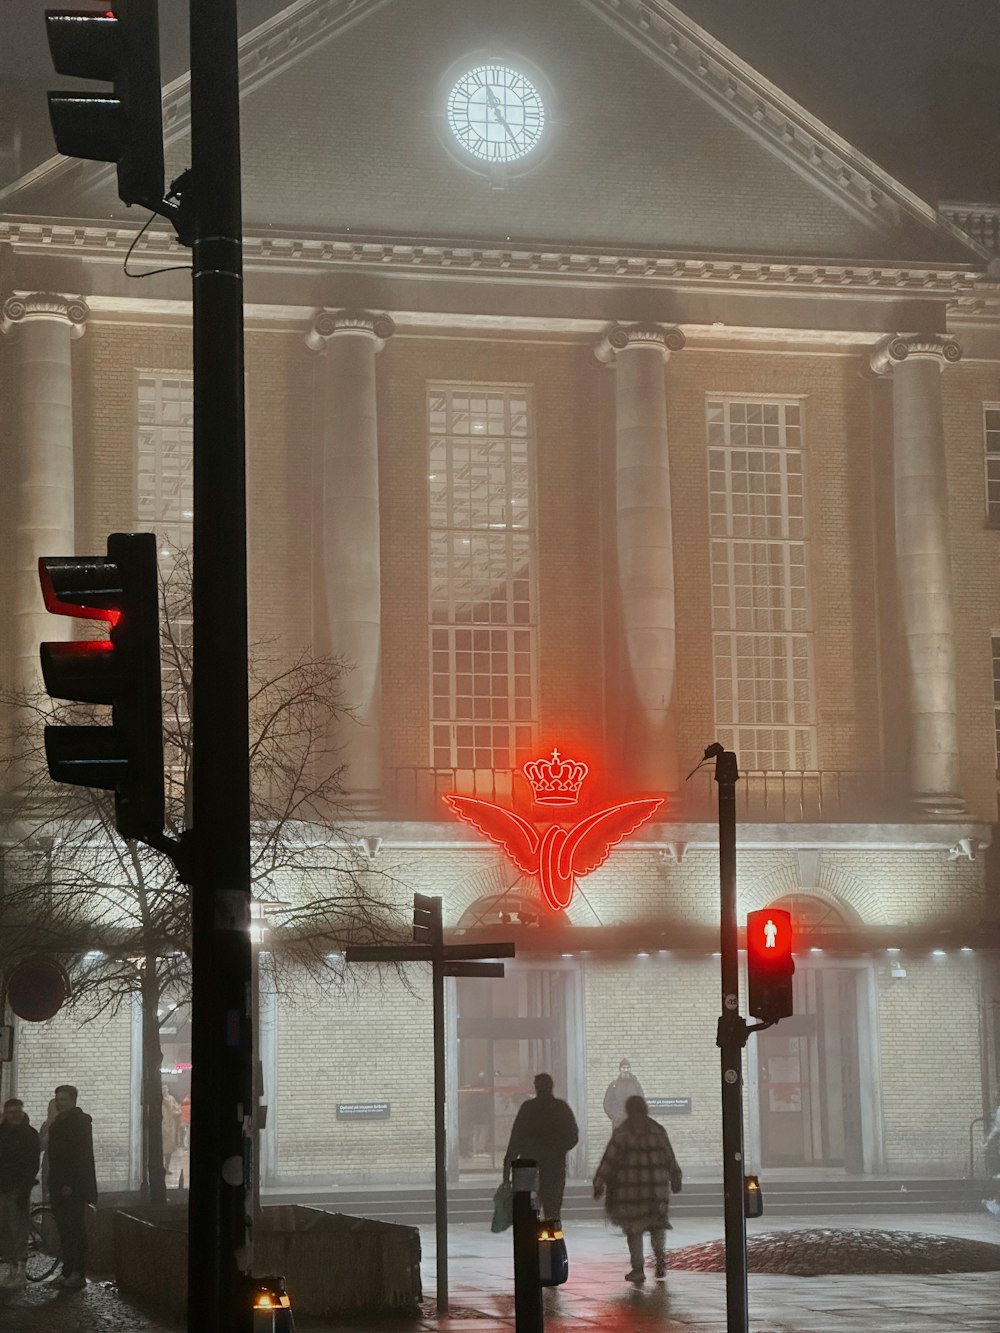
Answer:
top-left (456, 968), bottom-right (568, 1174)
top-left (757, 965), bottom-right (862, 1167)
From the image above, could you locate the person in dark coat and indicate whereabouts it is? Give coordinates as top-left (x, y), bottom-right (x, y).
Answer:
top-left (503, 1073), bottom-right (578, 1220)
top-left (603, 1058), bottom-right (645, 1129)
top-left (0, 1099), bottom-right (40, 1289)
top-left (47, 1084), bottom-right (98, 1291)
top-left (593, 1094), bottom-right (682, 1284)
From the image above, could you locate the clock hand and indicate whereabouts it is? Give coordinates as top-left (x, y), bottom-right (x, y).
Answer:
top-left (483, 87), bottom-right (519, 145)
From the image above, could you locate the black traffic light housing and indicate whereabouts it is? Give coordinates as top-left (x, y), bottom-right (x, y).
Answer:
top-left (39, 532), bottom-right (164, 842)
top-left (413, 893), bottom-right (443, 947)
top-left (45, 1), bottom-right (164, 211)
top-left (746, 907), bottom-right (795, 1024)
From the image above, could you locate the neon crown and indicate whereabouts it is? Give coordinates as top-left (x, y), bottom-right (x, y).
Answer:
top-left (522, 748), bottom-right (589, 806)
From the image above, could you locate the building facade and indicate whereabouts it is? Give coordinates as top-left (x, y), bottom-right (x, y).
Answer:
top-left (1, 0), bottom-right (999, 1190)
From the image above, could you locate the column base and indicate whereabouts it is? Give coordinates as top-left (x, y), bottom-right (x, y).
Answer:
top-left (910, 791), bottom-right (968, 819)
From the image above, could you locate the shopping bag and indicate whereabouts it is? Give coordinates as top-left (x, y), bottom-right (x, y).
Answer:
top-left (491, 1179), bottom-right (513, 1232)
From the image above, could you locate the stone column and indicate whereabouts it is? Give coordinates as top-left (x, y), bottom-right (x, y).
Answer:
top-left (305, 309), bottom-right (394, 811)
top-left (1, 293), bottom-right (89, 694)
top-left (871, 332), bottom-right (964, 815)
top-left (596, 322), bottom-right (685, 793)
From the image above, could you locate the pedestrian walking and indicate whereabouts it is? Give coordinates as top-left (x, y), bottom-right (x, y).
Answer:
top-left (593, 1093), bottom-right (682, 1284)
top-left (503, 1073), bottom-right (578, 1221)
top-left (0, 1098), bottom-right (40, 1289)
top-left (47, 1084), bottom-right (98, 1291)
top-left (603, 1058), bottom-right (645, 1129)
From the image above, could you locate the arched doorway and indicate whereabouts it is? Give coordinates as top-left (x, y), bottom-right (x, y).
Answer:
top-left (747, 893), bottom-right (879, 1172)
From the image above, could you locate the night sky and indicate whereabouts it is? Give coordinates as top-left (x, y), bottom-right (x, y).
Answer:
top-left (1, 0), bottom-right (998, 200)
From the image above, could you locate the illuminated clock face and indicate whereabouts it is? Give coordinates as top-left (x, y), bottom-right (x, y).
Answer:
top-left (447, 65), bottom-right (545, 163)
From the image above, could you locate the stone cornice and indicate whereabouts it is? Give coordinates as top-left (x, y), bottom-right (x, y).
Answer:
top-left (0, 291), bottom-right (89, 337)
top-left (870, 332), bottom-right (963, 376)
top-left (304, 308), bottom-right (395, 350)
top-left (0, 0), bottom-right (983, 269)
top-left (0, 219), bottom-right (988, 302)
top-left (586, 0), bottom-right (985, 260)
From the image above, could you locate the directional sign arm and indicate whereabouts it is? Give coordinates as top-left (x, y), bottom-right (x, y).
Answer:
top-left (444, 962), bottom-right (506, 978)
top-left (442, 942), bottom-right (515, 961)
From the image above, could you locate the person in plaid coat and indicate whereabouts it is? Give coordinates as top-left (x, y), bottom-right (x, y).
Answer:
top-left (593, 1094), bottom-right (682, 1284)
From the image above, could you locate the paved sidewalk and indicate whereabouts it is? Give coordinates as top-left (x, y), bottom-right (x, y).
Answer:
top-left (1, 1210), bottom-right (997, 1331)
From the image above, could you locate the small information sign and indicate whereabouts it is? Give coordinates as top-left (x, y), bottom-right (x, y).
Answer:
top-left (647, 1096), bottom-right (692, 1115)
top-left (336, 1101), bottom-right (390, 1121)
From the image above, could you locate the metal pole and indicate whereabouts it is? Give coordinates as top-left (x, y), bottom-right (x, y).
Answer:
top-left (712, 744), bottom-right (748, 1333)
top-left (186, 1), bottom-right (253, 1330)
top-left (432, 950), bottom-right (448, 1315)
top-left (511, 1158), bottom-right (543, 1333)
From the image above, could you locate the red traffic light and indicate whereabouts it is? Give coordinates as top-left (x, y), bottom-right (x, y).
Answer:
top-left (746, 907), bottom-right (793, 969)
top-left (746, 907), bottom-right (795, 1024)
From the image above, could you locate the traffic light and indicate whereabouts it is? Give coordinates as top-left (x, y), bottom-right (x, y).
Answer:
top-left (413, 893), bottom-right (442, 947)
top-left (45, 1), bottom-right (164, 211)
top-left (39, 532), bottom-right (164, 842)
top-left (746, 907), bottom-right (794, 1024)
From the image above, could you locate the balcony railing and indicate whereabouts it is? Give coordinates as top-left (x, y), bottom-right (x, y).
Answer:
top-left (941, 204), bottom-right (1000, 255)
top-left (384, 767), bottom-right (910, 824)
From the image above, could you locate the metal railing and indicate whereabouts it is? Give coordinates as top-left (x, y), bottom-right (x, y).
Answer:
top-left (384, 766), bottom-right (910, 824)
top-left (942, 205), bottom-right (1000, 255)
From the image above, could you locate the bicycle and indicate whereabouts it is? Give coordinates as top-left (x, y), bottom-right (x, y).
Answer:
top-left (25, 1204), bottom-right (60, 1282)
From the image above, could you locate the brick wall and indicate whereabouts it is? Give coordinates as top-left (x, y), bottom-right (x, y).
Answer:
top-left (13, 998), bottom-right (134, 1191)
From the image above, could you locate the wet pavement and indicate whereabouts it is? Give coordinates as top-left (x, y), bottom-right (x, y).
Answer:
top-left (1, 1210), bottom-right (998, 1331)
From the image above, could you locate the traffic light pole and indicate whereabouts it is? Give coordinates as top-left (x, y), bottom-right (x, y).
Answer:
top-left (431, 948), bottom-right (449, 1315)
top-left (708, 742), bottom-right (748, 1333)
top-left (186, 4), bottom-right (253, 1332)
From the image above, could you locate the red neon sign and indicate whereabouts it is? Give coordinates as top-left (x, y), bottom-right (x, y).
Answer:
top-left (445, 748), bottom-right (663, 912)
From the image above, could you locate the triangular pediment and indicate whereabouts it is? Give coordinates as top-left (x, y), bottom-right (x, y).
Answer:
top-left (0, 0), bottom-right (983, 267)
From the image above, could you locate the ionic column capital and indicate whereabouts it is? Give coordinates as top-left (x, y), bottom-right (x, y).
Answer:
top-left (1, 292), bottom-right (89, 338)
top-left (869, 332), bottom-right (962, 376)
top-left (595, 322), bottom-right (685, 365)
top-left (305, 308), bottom-right (395, 353)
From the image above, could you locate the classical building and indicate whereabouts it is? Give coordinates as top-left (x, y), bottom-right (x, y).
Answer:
top-left (1, 0), bottom-right (998, 1192)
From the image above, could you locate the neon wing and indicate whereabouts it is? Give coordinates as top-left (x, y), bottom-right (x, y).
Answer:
top-left (562, 798), bottom-right (664, 879)
top-left (443, 794), bottom-right (540, 876)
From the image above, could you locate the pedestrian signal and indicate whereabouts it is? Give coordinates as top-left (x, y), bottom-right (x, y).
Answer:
top-left (746, 907), bottom-right (794, 1024)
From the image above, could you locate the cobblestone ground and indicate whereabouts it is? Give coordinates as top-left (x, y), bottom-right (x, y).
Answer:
top-left (670, 1227), bottom-right (1000, 1276)
top-left (0, 1276), bottom-right (181, 1332)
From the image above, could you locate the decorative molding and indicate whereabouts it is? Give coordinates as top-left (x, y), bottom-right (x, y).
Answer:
top-left (1, 292), bottom-right (89, 337)
top-left (0, 0), bottom-right (984, 273)
top-left (588, 0), bottom-right (981, 255)
top-left (595, 321), bottom-right (686, 363)
top-left (869, 332), bottom-right (963, 376)
top-left (304, 308), bottom-right (395, 351)
top-left (0, 221), bottom-right (988, 302)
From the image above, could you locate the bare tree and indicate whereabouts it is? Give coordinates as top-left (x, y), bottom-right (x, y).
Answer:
top-left (0, 549), bottom-right (404, 1205)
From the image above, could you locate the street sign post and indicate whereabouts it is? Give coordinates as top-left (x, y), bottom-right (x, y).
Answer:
top-left (346, 894), bottom-right (514, 1315)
